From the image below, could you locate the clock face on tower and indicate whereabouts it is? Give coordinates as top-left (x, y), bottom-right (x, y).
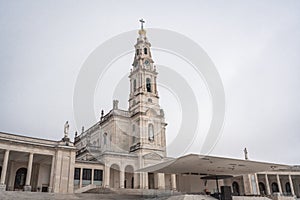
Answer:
top-left (144, 59), bottom-right (150, 67)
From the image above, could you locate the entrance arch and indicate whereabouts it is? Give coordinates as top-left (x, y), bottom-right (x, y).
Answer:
top-left (259, 182), bottom-right (266, 195)
top-left (14, 168), bottom-right (27, 190)
top-left (232, 181), bottom-right (240, 196)
top-left (109, 164), bottom-right (120, 188)
top-left (124, 165), bottom-right (134, 189)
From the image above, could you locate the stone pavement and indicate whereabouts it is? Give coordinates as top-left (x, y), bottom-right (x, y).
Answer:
top-left (0, 191), bottom-right (219, 200)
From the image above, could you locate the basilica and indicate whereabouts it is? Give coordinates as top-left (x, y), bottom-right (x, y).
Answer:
top-left (0, 23), bottom-right (300, 200)
top-left (74, 24), bottom-right (173, 190)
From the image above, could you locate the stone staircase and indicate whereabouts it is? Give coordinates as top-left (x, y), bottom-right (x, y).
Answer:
top-left (74, 184), bottom-right (97, 193)
top-left (0, 191), bottom-right (78, 200)
top-left (84, 186), bottom-right (114, 194)
top-left (84, 187), bottom-right (182, 198)
top-left (1, 190), bottom-right (289, 200)
top-left (167, 194), bottom-right (220, 200)
top-left (233, 196), bottom-right (272, 200)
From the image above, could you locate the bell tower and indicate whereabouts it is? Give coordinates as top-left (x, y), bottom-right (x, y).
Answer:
top-left (129, 20), bottom-right (167, 157)
top-left (129, 20), bottom-right (160, 113)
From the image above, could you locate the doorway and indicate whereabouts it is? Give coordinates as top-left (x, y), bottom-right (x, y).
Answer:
top-left (14, 168), bottom-right (27, 190)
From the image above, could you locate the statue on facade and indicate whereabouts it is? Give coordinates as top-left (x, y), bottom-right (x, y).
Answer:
top-left (101, 110), bottom-right (104, 120)
top-left (113, 100), bottom-right (119, 110)
top-left (160, 109), bottom-right (165, 117)
top-left (64, 121), bottom-right (69, 138)
top-left (244, 147), bottom-right (248, 160)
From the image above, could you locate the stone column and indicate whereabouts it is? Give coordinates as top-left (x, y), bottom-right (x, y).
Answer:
top-left (144, 172), bottom-right (148, 189)
top-left (120, 170), bottom-right (125, 188)
top-left (242, 174), bottom-right (251, 195)
top-left (140, 172), bottom-right (148, 189)
top-left (134, 173), bottom-right (139, 189)
top-left (91, 169), bottom-right (94, 185)
top-left (104, 165), bottom-right (110, 188)
top-left (157, 173), bottom-right (165, 189)
top-left (265, 174), bottom-right (271, 195)
top-left (141, 74), bottom-right (144, 91)
top-left (48, 155), bottom-right (55, 192)
top-left (79, 168), bottom-right (83, 188)
top-left (154, 77), bottom-right (157, 94)
top-left (276, 174), bottom-right (282, 194)
top-left (0, 150), bottom-right (10, 191)
top-left (255, 173), bottom-right (260, 195)
top-left (171, 174), bottom-right (177, 191)
top-left (288, 175), bottom-right (295, 196)
top-left (24, 153), bottom-right (34, 191)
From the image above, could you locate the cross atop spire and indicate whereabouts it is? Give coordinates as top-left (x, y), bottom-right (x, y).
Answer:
top-left (139, 19), bottom-right (145, 30)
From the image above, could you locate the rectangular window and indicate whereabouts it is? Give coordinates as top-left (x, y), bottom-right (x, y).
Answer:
top-left (83, 168), bottom-right (92, 181)
top-left (94, 169), bottom-right (103, 181)
top-left (74, 168), bottom-right (80, 180)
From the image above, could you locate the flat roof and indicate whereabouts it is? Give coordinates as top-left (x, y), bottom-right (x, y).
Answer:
top-left (138, 154), bottom-right (291, 176)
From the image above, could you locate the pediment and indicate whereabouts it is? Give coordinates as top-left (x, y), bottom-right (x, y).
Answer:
top-left (143, 152), bottom-right (163, 160)
top-left (145, 108), bottom-right (158, 117)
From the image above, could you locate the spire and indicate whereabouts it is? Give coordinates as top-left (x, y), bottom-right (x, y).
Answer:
top-left (138, 18), bottom-right (146, 35)
top-left (132, 19), bottom-right (152, 69)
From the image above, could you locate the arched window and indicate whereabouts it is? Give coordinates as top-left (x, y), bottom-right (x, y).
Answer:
top-left (148, 98), bottom-right (152, 103)
top-left (14, 168), bottom-right (27, 190)
top-left (103, 133), bottom-right (107, 145)
top-left (146, 78), bottom-right (151, 92)
top-left (259, 182), bottom-right (266, 195)
top-left (271, 182), bottom-right (279, 193)
top-left (148, 124), bottom-right (154, 141)
top-left (136, 49), bottom-right (139, 55)
top-left (285, 182), bottom-right (291, 194)
top-left (133, 79), bottom-right (137, 91)
top-left (232, 181), bottom-right (240, 196)
top-left (144, 48), bottom-right (147, 54)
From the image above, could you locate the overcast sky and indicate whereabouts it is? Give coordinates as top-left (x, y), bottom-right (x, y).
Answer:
top-left (0, 0), bottom-right (300, 165)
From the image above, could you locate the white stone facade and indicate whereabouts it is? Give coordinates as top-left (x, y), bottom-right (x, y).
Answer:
top-left (73, 27), bottom-right (172, 190)
top-left (0, 132), bottom-right (75, 193)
